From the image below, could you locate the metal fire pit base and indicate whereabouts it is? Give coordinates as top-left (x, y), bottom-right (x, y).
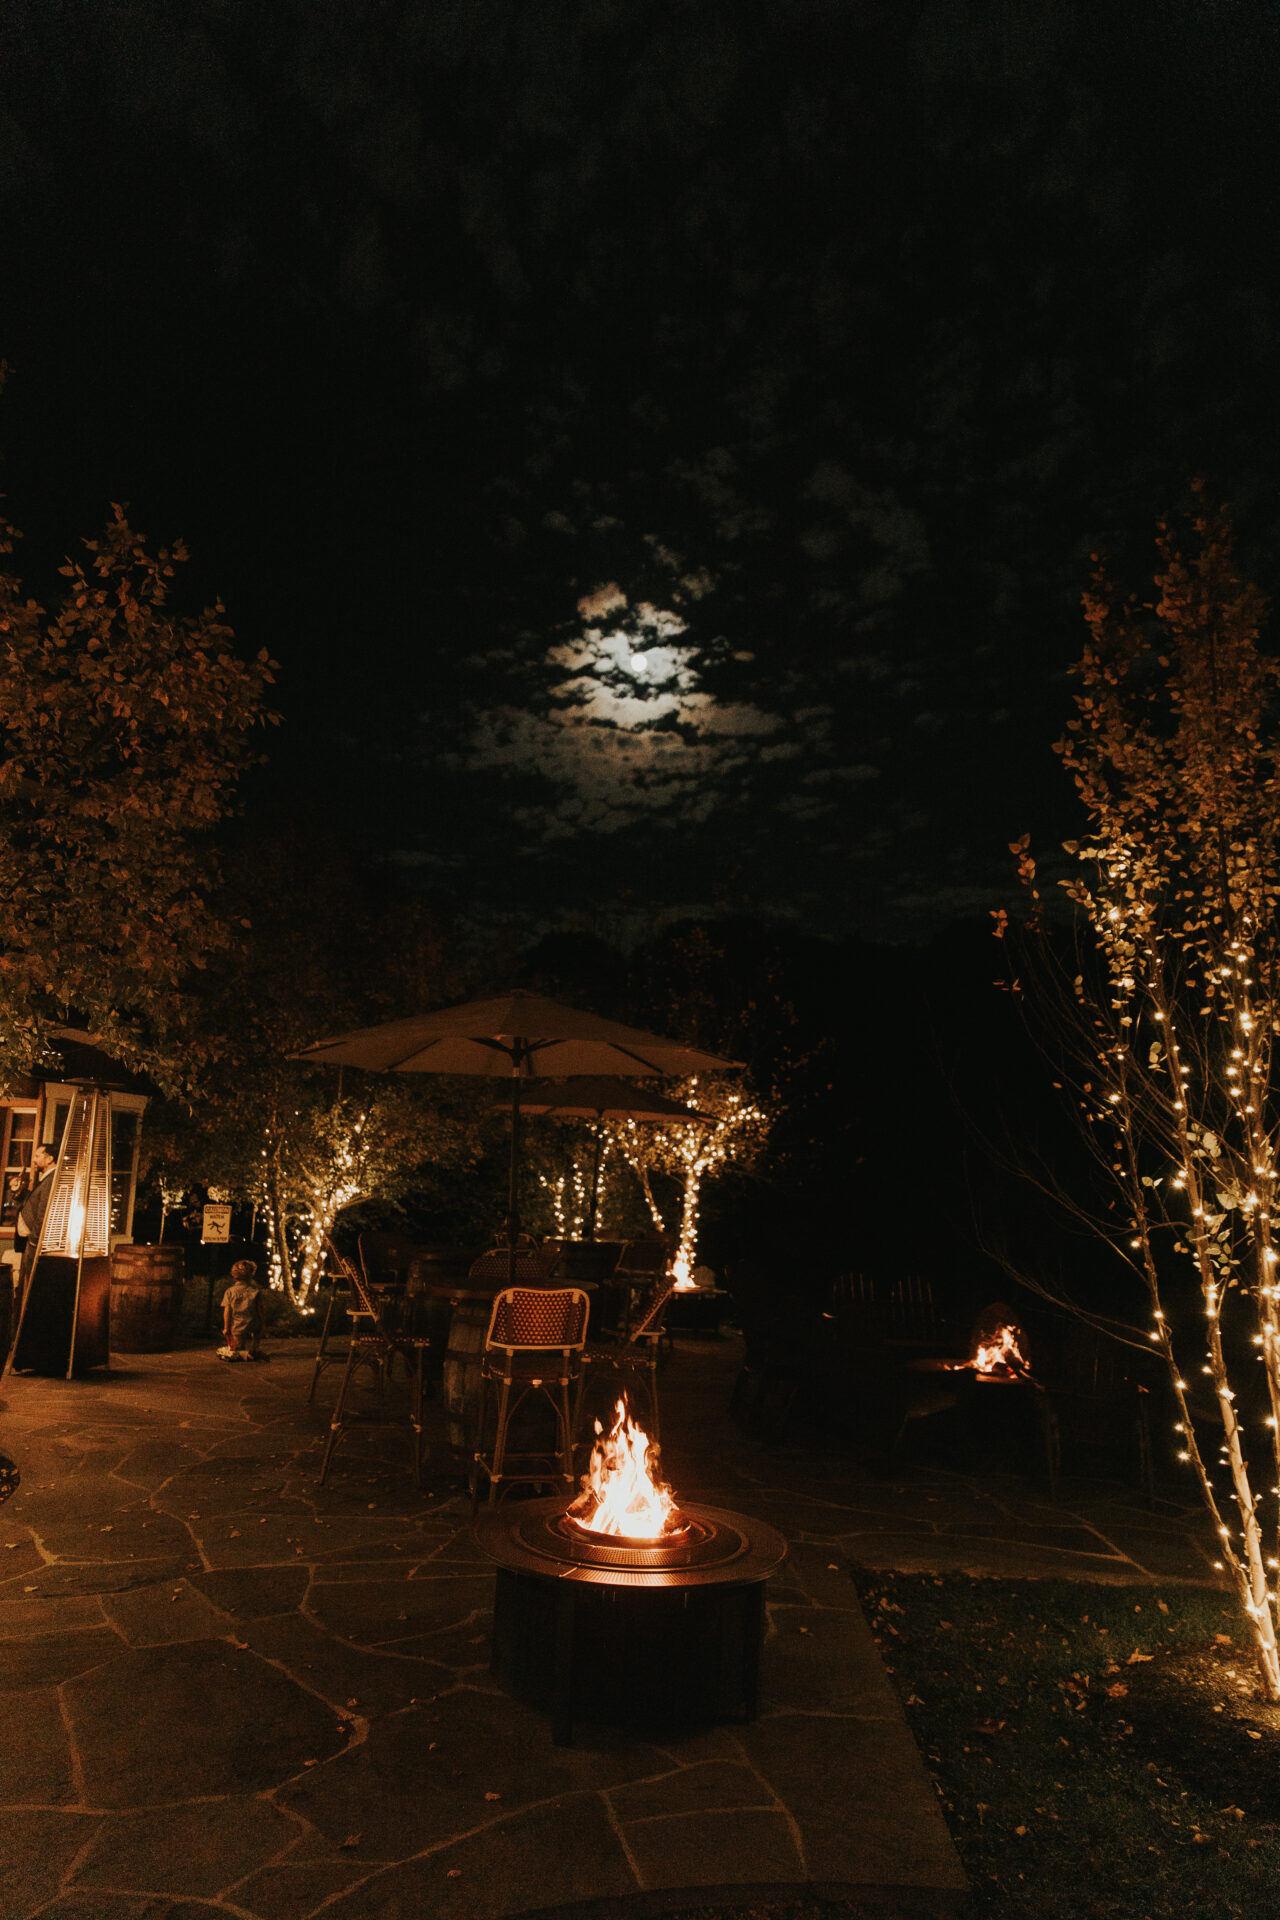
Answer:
top-left (475, 1497), bottom-right (787, 1747)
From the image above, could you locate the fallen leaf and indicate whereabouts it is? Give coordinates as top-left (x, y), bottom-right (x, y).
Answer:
top-left (346, 1698), bottom-right (359, 1708)
top-left (1105, 1683), bottom-right (1129, 1700)
top-left (339, 1834), bottom-right (361, 1849)
top-left (484, 1791), bottom-right (501, 1801)
top-left (447, 1868), bottom-right (462, 1878)
top-left (1247, 1730), bottom-right (1262, 1741)
top-left (1157, 1599), bottom-right (1169, 1614)
top-left (1215, 1633), bottom-right (1234, 1647)
top-left (1126, 1650), bottom-right (1154, 1665)
top-left (1015, 1825), bottom-right (1027, 1837)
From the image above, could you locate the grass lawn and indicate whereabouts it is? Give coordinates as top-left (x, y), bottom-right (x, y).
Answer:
top-left (853, 1569), bottom-right (1280, 1918)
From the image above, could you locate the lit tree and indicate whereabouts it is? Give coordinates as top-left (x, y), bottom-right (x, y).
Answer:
top-left (0, 473), bottom-right (276, 1088)
top-left (609, 1076), bottom-right (772, 1281)
top-left (1008, 489), bottom-right (1280, 1698)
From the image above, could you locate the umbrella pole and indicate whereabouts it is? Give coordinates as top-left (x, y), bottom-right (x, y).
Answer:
top-left (507, 1066), bottom-right (522, 1290)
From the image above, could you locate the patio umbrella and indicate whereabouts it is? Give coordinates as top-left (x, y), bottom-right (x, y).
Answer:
top-left (488, 1077), bottom-right (712, 1239)
top-left (293, 990), bottom-right (738, 1276)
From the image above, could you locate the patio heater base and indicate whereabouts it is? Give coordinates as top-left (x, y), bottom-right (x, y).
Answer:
top-left (11, 1255), bottom-right (111, 1376)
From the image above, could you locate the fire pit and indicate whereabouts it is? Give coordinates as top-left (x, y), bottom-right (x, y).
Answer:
top-left (473, 1398), bottom-right (787, 1745)
top-left (968, 1301), bottom-right (1036, 1382)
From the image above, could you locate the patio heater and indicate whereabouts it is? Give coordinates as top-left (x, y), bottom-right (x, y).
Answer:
top-left (5, 1088), bottom-right (113, 1379)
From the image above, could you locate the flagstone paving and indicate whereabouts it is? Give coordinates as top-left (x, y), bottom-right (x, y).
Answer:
top-left (0, 1330), bottom-right (1220, 1919)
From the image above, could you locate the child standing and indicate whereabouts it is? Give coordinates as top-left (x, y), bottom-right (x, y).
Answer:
top-left (218, 1260), bottom-right (266, 1360)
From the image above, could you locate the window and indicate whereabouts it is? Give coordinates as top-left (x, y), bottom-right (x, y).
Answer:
top-left (0, 1107), bottom-right (37, 1230)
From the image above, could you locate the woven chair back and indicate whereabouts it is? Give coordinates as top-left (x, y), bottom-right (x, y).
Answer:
top-left (615, 1239), bottom-right (672, 1278)
top-left (485, 1286), bottom-right (589, 1351)
top-left (628, 1275), bottom-right (677, 1343)
top-left (327, 1240), bottom-right (379, 1319)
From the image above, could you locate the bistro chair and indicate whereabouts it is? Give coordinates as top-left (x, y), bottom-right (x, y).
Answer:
top-left (608, 1238), bottom-right (675, 1341)
top-left (471, 1285), bottom-right (590, 1510)
top-left (467, 1238), bottom-right (567, 1287)
top-left (306, 1270), bottom-right (371, 1406)
top-left (574, 1271), bottom-right (677, 1447)
top-left (317, 1241), bottom-right (436, 1488)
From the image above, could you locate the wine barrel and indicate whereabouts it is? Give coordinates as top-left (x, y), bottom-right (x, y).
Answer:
top-left (109, 1244), bottom-right (186, 1353)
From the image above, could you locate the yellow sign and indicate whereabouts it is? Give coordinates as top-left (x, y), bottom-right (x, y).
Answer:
top-left (201, 1204), bottom-right (232, 1244)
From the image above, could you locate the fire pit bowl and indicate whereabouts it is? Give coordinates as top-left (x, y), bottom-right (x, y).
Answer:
top-left (474, 1495), bottom-right (787, 1746)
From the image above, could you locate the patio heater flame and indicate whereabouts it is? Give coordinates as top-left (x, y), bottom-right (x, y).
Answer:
top-left (567, 1397), bottom-right (682, 1541)
top-left (672, 1249), bottom-right (697, 1292)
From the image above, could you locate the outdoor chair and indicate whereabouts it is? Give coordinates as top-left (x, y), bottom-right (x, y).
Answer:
top-left (317, 1241), bottom-right (436, 1488)
top-left (1041, 1321), bottom-right (1157, 1503)
top-left (574, 1271), bottom-right (677, 1447)
top-left (467, 1238), bottom-right (567, 1287)
top-left (608, 1238), bottom-right (675, 1341)
top-left (470, 1285), bottom-right (590, 1509)
top-left (306, 1273), bottom-right (371, 1406)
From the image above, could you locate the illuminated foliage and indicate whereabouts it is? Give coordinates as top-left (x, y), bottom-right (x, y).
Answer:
top-left (1014, 489), bottom-right (1280, 1698)
top-left (608, 1075), bottom-right (772, 1280)
top-left (0, 470), bottom-right (276, 1088)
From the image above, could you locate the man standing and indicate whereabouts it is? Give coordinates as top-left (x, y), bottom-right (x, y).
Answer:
top-left (15, 1143), bottom-right (58, 1297)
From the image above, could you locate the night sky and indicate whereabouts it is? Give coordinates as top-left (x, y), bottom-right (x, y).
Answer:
top-left (4, 0), bottom-right (1280, 944)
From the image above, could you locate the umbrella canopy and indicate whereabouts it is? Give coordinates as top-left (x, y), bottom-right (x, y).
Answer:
top-left (292, 990), bottom-right (736, 1078)
top-left (292, 990), bottom-right (740, 1262)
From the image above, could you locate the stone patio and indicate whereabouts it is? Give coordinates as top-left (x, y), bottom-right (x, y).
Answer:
top-left (0, 1327), bottom-right (1220, 1919)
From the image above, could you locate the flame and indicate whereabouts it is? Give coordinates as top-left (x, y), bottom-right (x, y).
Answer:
top-left (672, 1249), bottom-right (696, 1292)
top-left (569, 1397), bottom-right (680, 1539)
top-left (973, 1324), bottom-right (1028, 1375)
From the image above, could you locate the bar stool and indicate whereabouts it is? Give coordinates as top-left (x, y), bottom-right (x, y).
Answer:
top-left (574, 1273), bottom-right (676, 1446)
top-left (306, 1276), bottom-right (372, 1405)
top-left (471, 1286), bottom-right (590, 1509)
top-left (317, 1243), bottom-right (436, 1487)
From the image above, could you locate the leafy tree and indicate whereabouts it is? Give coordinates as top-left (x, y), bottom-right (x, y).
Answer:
top-left (0, 475), bottom-right (276, 1086)
top-left (1009, 489), bottom-right (1280, 1698)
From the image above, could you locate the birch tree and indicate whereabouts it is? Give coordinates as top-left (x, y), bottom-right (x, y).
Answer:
top-left (609, 1075), bottom-right (772, 1280)
top-left (1009, 488), bottom-right (1280, 1697)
